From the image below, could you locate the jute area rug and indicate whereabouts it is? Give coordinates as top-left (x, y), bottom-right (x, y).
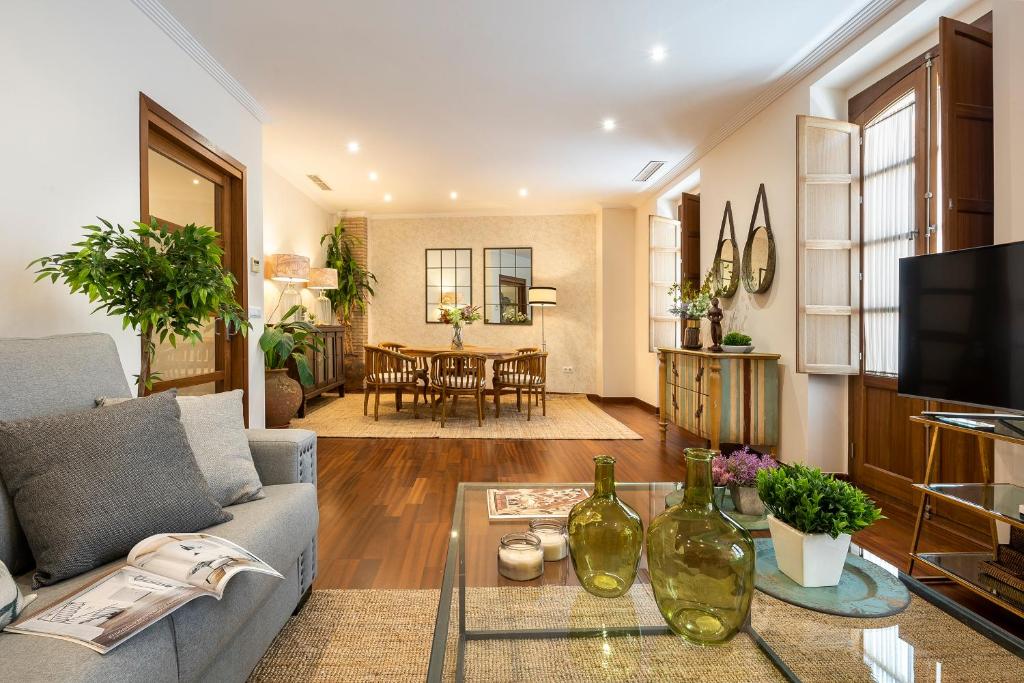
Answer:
top-left (289, 393), bottom-right (642, 440)
top-left (249, 587), bottom-right (1022, 682)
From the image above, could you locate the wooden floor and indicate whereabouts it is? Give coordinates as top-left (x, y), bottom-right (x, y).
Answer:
top-left (313, 398), bottom-right (1024, 637)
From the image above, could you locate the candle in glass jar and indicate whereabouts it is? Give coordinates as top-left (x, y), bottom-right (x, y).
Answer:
top-left (498, 532), bottom-right (544, 581)
top-left (529, 520), bottom-right (569, 561)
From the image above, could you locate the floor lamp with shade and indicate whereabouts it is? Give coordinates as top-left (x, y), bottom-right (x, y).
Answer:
top-left (308, 267), bottom-right (339, 324)
top-left (528, 286), bottom-right (556, 351)
top-left (268, 253), bottom-right (310, 320)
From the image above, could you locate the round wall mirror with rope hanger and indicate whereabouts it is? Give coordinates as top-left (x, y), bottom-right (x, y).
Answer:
top-left (712, 201), bottom-right (740, 298)
top-left (741, 183), bottom-right (777, 294)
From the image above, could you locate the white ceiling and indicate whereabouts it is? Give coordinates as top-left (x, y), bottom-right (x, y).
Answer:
top-left (160, 0), bottom-right (873, 215)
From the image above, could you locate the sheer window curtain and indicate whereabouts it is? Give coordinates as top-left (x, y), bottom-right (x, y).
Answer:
top-left (863, 91), bottom-right (916, 376)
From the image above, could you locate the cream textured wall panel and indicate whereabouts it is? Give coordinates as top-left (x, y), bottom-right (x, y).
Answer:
top-left (368, 215), bottom-right (598, 394)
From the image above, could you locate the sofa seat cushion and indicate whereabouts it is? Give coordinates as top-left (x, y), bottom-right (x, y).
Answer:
top-left (0, 483), bottom-right (316, 683)
top-left (4, 557), bottom-right (180, 683)
top-left (168, 482), bottom-right (318, 682)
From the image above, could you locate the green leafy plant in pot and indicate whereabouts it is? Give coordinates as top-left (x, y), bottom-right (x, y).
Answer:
top-left (756, 464), bottom-right (883, 587)
top-left (260, 305), bottom-right (324, 428)
top-left (30, 218), bottom-right (249, 390)
top-left (721, 331), bottom-right (754, 353)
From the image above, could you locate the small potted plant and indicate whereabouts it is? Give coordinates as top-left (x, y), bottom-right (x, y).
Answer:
top-left (757, 464), bottom-right (883, 587)
top-left (438, 304), bottom-right (482, 349)
top-left (721, 331), bottom-right (754, 354)
top-left (713, 446), bottom-right (777, 515)
top-left (260, 305), bottom-right (324, 428)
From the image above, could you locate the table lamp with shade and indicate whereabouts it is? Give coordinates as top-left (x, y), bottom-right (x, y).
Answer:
top-left (268, 253), bottom-right (310, 320)
top-left (528, 286), bottom-right (557, 351)
top-left (308, 267), bottom-right (339, 324)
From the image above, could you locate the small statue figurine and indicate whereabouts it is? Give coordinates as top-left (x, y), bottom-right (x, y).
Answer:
top-left (708, 297), bottom-right (724, 352)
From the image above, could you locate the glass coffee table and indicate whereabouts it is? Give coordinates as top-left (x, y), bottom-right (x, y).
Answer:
top-left (427, 483), bottom-right (1024, 681)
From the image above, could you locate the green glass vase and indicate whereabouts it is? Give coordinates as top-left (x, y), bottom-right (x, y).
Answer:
top-left (646, 448), bottom-right (755, 644)
top-left (567, 455), bottom-right (643, 598)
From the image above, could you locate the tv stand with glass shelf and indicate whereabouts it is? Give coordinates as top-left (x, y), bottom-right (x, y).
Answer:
top-left (907, 414), bottom-right (1024, 619)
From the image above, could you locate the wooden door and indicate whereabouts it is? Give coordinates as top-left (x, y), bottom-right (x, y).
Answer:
top-left (679, 193), bottom-right (700, 290)
top-left (139, 95), bottom-right (249, 413)
top-left (939, 17), bottom-right (993, 251)
top-left (848, 25), bottom-right (993, 538)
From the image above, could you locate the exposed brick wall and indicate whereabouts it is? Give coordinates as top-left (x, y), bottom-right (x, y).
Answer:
top-left (337, 215), bottom-right (368, 389)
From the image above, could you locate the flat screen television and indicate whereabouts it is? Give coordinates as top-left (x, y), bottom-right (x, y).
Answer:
top-left (898, 241), bottom-right (1024, 412)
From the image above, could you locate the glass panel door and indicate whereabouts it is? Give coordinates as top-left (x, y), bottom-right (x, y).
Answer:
top-left (146, 146), bottom-right (225, 396)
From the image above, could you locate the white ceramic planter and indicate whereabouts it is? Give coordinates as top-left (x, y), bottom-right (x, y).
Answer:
top-left (767, 515), bottom-right (851, 587)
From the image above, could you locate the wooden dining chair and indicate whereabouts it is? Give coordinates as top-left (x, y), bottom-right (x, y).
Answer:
top-left (363, 345), bottom-right (420, 421)
top-left (493, 351), bottom-right (548, 420)
top-left (512, 348), bottom-right (544, 405)
top-left (376, 341), bottom-right (429, 402)
top-left (378, 341), bottom-right (405, 352)
top-left (429, 352), bottom-right (487, 427)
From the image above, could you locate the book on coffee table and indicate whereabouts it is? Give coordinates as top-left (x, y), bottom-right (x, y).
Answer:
top-left (5, 533), bottom-right (281, 654)
top-left (486, 487), bottom-right (589, 519)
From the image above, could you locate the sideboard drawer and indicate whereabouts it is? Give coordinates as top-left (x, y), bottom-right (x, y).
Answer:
top-left (673, 386), bottom-right (708, 438)
top-left (677, 354), bottom-right (706, 395)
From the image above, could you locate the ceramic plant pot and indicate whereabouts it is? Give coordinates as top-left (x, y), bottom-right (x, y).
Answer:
top-left (767, 515), bottom-right (851, 587)
top-left (265, 368), bottom-right (303, 428)
top-left (721, 344), bottom-right (754, 354)
top-left (682, 319), bottom-right (702, 349)
top-left (728, 483), bottom-right (765, 516)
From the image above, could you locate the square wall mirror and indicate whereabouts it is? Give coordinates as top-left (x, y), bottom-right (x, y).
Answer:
top-left (484, 247), bottom-right (532, 324)
top-left (425, 248), bottom-right (472, 322)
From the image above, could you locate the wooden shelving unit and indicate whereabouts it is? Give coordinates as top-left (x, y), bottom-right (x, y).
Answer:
top-left (908, 415), bottom-right (1024, 619)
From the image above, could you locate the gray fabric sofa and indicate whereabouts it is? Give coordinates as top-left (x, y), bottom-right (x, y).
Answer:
top-left (0, 333), bottom-right (318, 682)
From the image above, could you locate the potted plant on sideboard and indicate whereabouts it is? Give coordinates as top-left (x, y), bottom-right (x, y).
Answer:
top-left (713, 446), bottom-right (778, 515)
top-left (260, 306), bottom-right (324, 428)
top-left (721, 331), bottom-right (754, 354)
top-left (756, 464), bottom-right (883, 587)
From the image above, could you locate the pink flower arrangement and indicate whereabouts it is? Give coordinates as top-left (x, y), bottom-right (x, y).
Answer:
top-left (712, 446), bottom-right (778, 487)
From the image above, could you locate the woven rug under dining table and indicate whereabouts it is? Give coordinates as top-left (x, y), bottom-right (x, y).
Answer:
top-left (289, 393), bottom-right (642, 440)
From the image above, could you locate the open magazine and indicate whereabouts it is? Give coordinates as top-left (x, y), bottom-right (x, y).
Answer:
top-left (4, 533), bottom-right (282, 654)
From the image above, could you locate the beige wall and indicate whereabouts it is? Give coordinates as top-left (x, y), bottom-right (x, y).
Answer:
top-left (262, 166), bottom-right (333, 323)
top-left (597, 208), bottom-right (637, 397)
top-left (993, 0), bottom-right (1024, 490)
top-left (368, 214), bottom-right (598, 393)
top-left (0, 1), bottom-right (267, 424)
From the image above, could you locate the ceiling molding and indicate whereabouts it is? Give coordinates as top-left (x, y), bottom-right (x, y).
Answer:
top-left (131, 0), bottom-right (268, 123)
top-left (367, 209), bottom-right (596, 221)
top-left (637, 0), bottom-right (904, 203)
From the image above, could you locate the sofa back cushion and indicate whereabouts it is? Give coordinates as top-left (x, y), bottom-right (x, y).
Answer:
top-left (0, 391), bottom-right (232, 587)
top-left (0, 333), bottom-right (132, 574)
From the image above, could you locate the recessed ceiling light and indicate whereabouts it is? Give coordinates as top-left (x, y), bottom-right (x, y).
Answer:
top-left (192, 178), bottom-right (200, 185)
top-left (368, 171), bottom-right (379, 181)
top-left (383, 193), bottom-right (393, 202)
top-left (602, 118), bottom-right (617, 132)
top-left (518, 187), bottom-right (529, 197)
top-left (650, 44), bottom-right (667, 62)
top-left (347, 140), bottom-right (360, 153)
top-left (450, 191), bottom-right (458, 200)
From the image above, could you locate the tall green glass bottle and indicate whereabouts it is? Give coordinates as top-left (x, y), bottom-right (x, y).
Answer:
top-left (567, 455), bottom-right (643, 598)
top-left (646, 448), bottom-right (755, 644)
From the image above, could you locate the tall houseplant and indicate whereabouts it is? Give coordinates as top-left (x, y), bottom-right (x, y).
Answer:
top-left (320, 222), bottom-right (377, 335)
top-left (30, 218), bottom-right (249, 389)
top-left (259, 305), bottom-right (324, 428)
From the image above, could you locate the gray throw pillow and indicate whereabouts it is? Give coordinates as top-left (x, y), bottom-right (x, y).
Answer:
top-left (98, 391), bottom-right (264, 506)
top-left (0, 392), bottom-right (231, 587)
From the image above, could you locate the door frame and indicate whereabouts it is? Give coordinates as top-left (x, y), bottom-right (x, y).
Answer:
top-left (138, 93), bottom-right (249, 419)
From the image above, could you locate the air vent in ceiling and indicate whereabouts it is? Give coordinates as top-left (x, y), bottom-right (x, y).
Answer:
top-left (632, 161), bottom-right (665, 182)
top-left (307, 174), bottom-right (332, 191)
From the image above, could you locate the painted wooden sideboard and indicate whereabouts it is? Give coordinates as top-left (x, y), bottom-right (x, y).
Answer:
top-left (657, 347), bottom-right (781, 452)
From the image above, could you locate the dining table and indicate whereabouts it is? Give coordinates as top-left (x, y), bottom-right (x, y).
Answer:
top-left (385, 344), bottom-right (519, 411)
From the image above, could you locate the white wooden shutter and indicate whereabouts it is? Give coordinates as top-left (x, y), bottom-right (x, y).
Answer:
top-left (796, 115), bottom-right (861, 374)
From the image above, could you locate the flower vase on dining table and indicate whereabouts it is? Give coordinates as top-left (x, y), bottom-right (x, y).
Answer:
top-left (567, 456), bottom-right (643, 598)
top-left (450, 323), bottom-right (464, 350)
top-left (646, 447), bottom-right (755, 645)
